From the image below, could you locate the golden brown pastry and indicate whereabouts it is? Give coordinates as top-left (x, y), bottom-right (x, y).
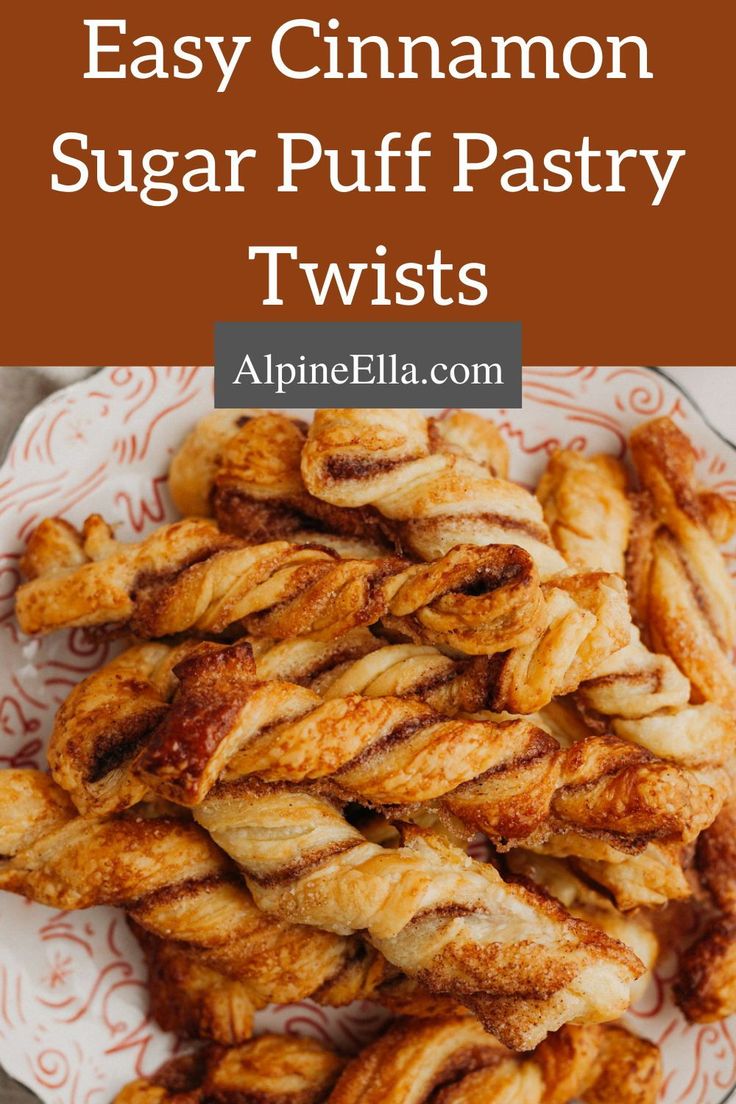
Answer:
top-left (252, 629), bottom-right (494, 714)
top-left (534, 443), bottom-right (736, 767)
top-left (504, 852), bottom-right (658, 1001)
top-left (173, 410), bottom-right (394, 548)
top-left (48, 635), bottom-right (501, 815)
top-left (569, 842), bottom-right (692, 912)
top-left (113, 1033), bottom-right (345, 1104)
top-left (16, 514), bottom-right (635, 712)
top-left (132, 918), bottom-right (462, 1044)
top-left (296, 410), bottom-right (638, 708)
top-left (115, 1019), bottom-right (661, 1104)
top-left (300, 409), bottom-right (565, 573)
top-left (675, 797), bottom-right (736, 1021)
top-left (536, 450), bottom-right (632, 574)
top-left (627, 416), bottom-right (736, 707)
top-left (170, 410), bottom-right (509, 548)
top-left (48, 641), bottom-right (197, 814)
top-left (0, 769), bottom-right (369, 1006)
top-left (0, 769), bottom-right (644, 1047)
top-left (131, 922), bottom-right (260, 1045)
top-left (16, 515), bottom-right (549, 657)
top-left (123, 642), bottom-right (725, 860)
top-left (186, 780), bottom-right (644, 1049)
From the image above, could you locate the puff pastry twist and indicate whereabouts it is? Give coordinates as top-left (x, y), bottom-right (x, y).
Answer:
top-left (114, 1032), bottom-right (346, 1104)
top-left (190, 781), bottom-right (641, 1048)
top-left (55, 640), bottom-right (723, 857)
top-left (627, 416), bottom-right (736, 708)
top-left (536, 450), bottom-right (632, 575)
top-left (133, 842), bottom-right (657, 1045)
top-left (115, 1018), bottom-right (661, 1104)
top-left (675, 797), bottom-right (736, 1022)
top-left (299, 409), bottom-right (566, 574)
top-left (169, 409), bottom-right (509, 550)
top-left (534, 441), bottom-right (736, 766)
top-left (0, 770), bottom-right (366, 1005)
top-left (16, 515), bottom-right (547, 656)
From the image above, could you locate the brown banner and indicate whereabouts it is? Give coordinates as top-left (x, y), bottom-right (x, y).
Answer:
top-left (2, 2), bottom-right (733, 364)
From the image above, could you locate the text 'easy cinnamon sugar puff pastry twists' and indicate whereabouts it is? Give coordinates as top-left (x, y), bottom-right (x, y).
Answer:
top-left (114, 1018), bottom-right (662, 1104)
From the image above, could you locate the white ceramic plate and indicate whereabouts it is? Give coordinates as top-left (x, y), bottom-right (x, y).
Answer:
top-left (1, 366), bottom-right (735, 1103)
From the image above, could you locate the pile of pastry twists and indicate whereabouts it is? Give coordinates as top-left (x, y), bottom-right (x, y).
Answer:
top-left (8, 407), bottom-right (736, 1101)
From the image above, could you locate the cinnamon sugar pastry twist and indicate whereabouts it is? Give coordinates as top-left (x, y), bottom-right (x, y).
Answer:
top-left (504, 852), bottom-right (658, 1001)
top-left (627, 416), bottom-right (736, 708)
top-left (675, 797), bottom-right (736, 1022)
top-left (133, 920), bottom-right (455, 1044)
top-left (300, 409), bottom-right (566, 573)
top-left (131, 842), bottom-right (659, 1044)
top-left (536, 450), bottom-right (632, 575)
top-left (296, 410), bottom-right (635, 708)
top-left (48, 634), bottom-right (497, 816)
top-left (169, 409), bottom-right (510, 549)
top-left (546, 841), bottom-right (693, 913)
top-left (0, 775), bottom-right (642, 1047)
top-left (115, 1019), bottom-right (661, 1104)
top-left (131, 922), bottom-right (263, 1046)
top-left (534, 442), bottom-right (736, 765)
top-left (0, 770), bottom-right (371, 1005)
top-left (136, 643), bottom-right (724, 860)
top-left (114, 1033), bottom-right (346, 1104)
top-left (191, 784), bottom-right (642, 1048)
top-left (16, 515), bottom-right (545, 657)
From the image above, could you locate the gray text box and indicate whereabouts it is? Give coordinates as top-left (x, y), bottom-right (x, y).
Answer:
top-left (215, 322), bottom-right (521, 408)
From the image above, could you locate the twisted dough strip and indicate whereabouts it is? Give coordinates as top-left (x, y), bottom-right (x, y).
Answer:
top-left (627, 416), bottom-right (736, 708)
top-left (166, 409), bottom-right (635, 712)
top-left (534, 446), bottom-right (736, 767)
top-left (132, 917), bottom-right (460, 1045)
top-left (16, 515), bottom-right (545, 657)
top-left (130, 921), bottom-right (262, 1046)
top-left (48, 634), bottom-right (501, 815)
top-left (251, 636), bottom-right (727, 857)
top-left (0, 770), bottom-right (372, 1006)
top-left (114, 1033), bottom-right (346, 1104)
top-left (51, 629), bottom-right (631, 818)
top-left (137, 643), bottom-right (724, 860)
top-left (504, 852), bottom-right (658, 1002)
top-left (132, 836), bottom-right (658, 1045)
top-left (115, 1019), bottom-right (661, 1104)
top-left (536, 450), bottom-right (632, 575)
top-left (675, 797), bottom-right (736, 1022)
top-left (543, 840), bottom-right (693, 913)
top-left (0, 774), bottom-right (642, 1047)
top-left (296, 410), bottom-right (637, 709)
top-left (169, 409), bottom-right (509, 549)
top-left (190, 783), bottom-right (641, 1049)
top-left (300, 409), bottom-right (566, 574)
top-left (49, 636), bottom-right (723, 854)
